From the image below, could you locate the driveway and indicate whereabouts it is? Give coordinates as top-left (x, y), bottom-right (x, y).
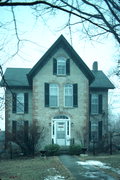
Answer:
top-left (59, 155), bottom-right (116, 180)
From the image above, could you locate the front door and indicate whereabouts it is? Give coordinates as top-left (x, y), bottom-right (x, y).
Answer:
top-left (56, 121), bottom-right (66, 146)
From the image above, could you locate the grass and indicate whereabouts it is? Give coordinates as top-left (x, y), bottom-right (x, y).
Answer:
top-left (0, 156), bottom-right (74, 180)
top-left (79, 154), bottom-right (120, 179)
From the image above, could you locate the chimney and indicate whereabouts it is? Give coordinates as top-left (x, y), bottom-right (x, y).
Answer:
top-left (93, 61), bottom-right (98, 71)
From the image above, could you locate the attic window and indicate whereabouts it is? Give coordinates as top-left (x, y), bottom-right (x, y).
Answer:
top-left (57, 57), bottom-right (66, 75)
top-left (53, 57), bottom-right (70, 75)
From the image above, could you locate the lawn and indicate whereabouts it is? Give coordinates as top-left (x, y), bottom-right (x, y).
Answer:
top-left (0, 156), bottom-right (74, 180)
top-left (79, 154), bottom-right (120, 179)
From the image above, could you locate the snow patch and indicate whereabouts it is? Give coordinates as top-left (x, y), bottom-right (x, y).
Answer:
top-left (77, 160), bottom-right (110, 169)
top-left (44, 175), bottom-right (65, 180)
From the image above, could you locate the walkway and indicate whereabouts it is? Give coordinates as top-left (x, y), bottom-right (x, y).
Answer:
top-left (59, 155), bottom-right (116, 180)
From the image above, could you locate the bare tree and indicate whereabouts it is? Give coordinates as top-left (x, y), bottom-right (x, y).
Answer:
top-left (7, 119), bottom-right (45, 157)
top-left (0, 0), bottom-right (120, 44)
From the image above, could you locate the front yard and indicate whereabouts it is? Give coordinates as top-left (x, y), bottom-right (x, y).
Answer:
top-left (0, 156), bottom-right (74, 180)
top-left (0, 154), bottom-right (120, 180)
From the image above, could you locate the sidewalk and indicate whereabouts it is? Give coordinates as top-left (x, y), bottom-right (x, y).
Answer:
top-left (59, 155), bottom-right (116, 180)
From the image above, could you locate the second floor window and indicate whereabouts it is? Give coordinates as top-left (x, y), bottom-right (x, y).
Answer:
top-left (12, 93), bottom-right (29, 114)
top-left (17, 93), bottom-right (24, 113)
top-left (64, 84), bottom-right (73, 107)
top-left (45, 83), bottom-right (59, 107)
top-left (90, 94), bottom-right (103, 114)
top-left (91, 94), bottom-right (98, 114)
top-left (50, 84), bottom-right (59, 107)
top-left (64, 84), bottom-right (78, 107)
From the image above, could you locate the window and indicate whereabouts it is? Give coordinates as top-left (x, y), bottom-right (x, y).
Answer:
top-left (65, 84), bottom-right (73, 107)
top-left (53, 58), bottom-right (70, 75)
top-left (64, 84), bottom-right (78, 107)
top-left (89, 121), bottom-right (102, 142)
top-left (57, 57), bottom-right (66, 75)
top-left (12, 93), bottom-right (29, 114)
top-left (90, 94), bottom-right (103, 114)
top-left (91, 94), bottom-right (98, 114)
top-left (45, 83), bottom-right (59, 107)
top-left (17, 93), bottom-right (24, 113)
top-left (50, 84), bottom-right (59, 107)
top-left (91, 122), bottom-right (98, 141)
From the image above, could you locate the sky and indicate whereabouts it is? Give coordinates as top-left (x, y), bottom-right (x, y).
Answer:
top-left (0, 4), bottom-right (120, 130)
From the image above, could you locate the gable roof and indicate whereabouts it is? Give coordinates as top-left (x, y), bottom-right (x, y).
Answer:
top-left (27, 35), bottom-right (94, 84)
top-left (0, 35), bottom-right (114, 90)
top-left (0, 68), bottom-right (31, 88)
top-left (90, 70), bottom-right (115, 89)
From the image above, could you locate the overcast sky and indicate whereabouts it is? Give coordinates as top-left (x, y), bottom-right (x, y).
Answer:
top-left (0, 5), bottom-right (120, 130)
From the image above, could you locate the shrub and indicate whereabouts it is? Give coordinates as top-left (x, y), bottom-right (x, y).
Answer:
top-left (69, 144), bottom-right (82, 155)
top-left (44, 144), bottom-right (60, 156)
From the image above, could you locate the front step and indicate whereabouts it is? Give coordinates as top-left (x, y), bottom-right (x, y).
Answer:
top-left (59, 146), bottom-right (70, 155)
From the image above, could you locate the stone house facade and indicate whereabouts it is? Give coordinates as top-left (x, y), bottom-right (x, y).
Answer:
top-left (1, 35), bottom-right (114, 150)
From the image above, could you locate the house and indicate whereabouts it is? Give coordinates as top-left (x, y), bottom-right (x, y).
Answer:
top-left (1, 35), bottom-right (114, 150)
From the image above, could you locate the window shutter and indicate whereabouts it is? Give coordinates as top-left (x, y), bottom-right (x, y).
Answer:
top-left (12, 120), bottom-right (17, 140)
top-left (66, 59), bottom-right (70, 75)
top-left (99, 94), bottom-right (103, 114)
top-left (24, 121), bottom-right (29, 143)
top-left (12, 93), bottom-right (16, 113)
top-left (89, 94), bottom-right (91, 114)
top-left (53, 58), bottom-right (57, 75)
top-left (45, 83), bottom-right (49, 107)
top-left (73, 84), bottom-right (78, 107)
top-left (89, 121), bottom-right (91, 141)
top-left (24, 93), bottom-right (28, 113)
top-left (98, 121), bottom-right (102, 141)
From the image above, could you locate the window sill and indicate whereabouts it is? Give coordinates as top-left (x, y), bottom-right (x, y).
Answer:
top-left (91, 113), bottom-right (99, 116)
top-left (50, 107), bottom-right (59, 109)
top-left (56, 74), bottom-right (67, 77)
top-left (16, 112), bottom-right (25, 115)
top-left (64, 107), bottom-right (75, 109)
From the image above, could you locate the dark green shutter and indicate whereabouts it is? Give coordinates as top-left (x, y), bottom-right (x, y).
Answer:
top-left (53, 58), bottom-right (57, 75)
top-left (45, 83), bottom-right (49, 107)
top-left (12, 120), bottom-right (17, 140)
top-left (89, 94), bottom-right (91, 114)
top-left (66, 59), bottom-right (70, 75)
top-left (73, 84), bottom-right (78, 107)
top-left (12, 93), bottom-right (16, 113)
top-left (89, 121), bottom-right (91, 141)
top-left (24, 93), bottom-right (28, 113)
top-left (24, 121), bottom-right (29, 143)
top-left (99, 94), bottom-right (103, 114)
top-left (98, 121), bottom-right (102, 141)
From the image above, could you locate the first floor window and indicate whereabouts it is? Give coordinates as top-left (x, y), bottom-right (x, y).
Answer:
top-left (89, 121), bottom-right (103, 142)
top-left (91, 122), bottom-right (98, 141)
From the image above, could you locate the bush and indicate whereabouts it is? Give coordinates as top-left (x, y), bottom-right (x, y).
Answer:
top-left (69, 144), bottom-right (82, 155)
top-left (44, 144), bottom-right (60, 156)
